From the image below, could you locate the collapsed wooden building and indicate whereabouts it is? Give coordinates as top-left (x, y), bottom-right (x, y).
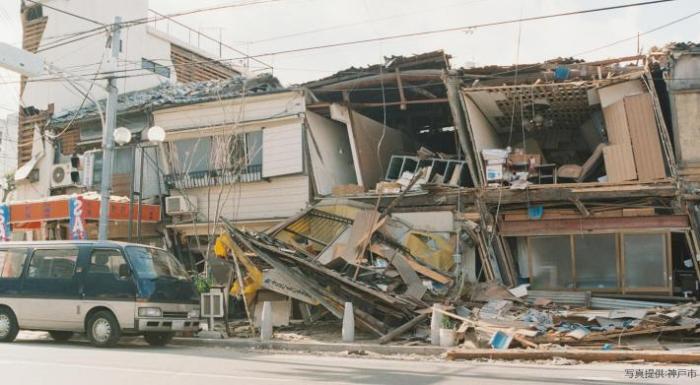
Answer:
top-left (300, 44), bottom-right (700, 301)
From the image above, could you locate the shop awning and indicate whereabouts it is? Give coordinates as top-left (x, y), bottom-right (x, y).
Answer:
top-left (6, 194), bottom-right (160, 224)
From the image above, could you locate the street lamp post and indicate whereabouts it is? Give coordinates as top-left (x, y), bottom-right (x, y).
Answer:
top-left (117, 126), bottom-right (166, 243)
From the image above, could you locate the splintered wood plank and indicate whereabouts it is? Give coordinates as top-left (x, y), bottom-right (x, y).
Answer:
top-left (603, 144), bottom-right (637, 182)
top-left (624, 93), bottom-right (666, 181)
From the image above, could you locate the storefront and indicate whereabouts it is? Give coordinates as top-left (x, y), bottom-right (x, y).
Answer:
top-left (0, 194), bottom-right (161, 243)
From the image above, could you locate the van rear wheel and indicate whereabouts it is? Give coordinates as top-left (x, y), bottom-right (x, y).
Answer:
top-left (0, 307), bottom-right (19, 343)
top-left (86, 311), bottom-right (121, 348)
top-left (48, 331), bottom-right (73, 342)
top-left (144, 332), bottom-right (175, 346)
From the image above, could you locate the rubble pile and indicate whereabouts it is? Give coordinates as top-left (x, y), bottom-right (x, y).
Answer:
top-left (216, 198), bottom-right (464, 337)
top-left (440, 290), bottom-right (700, 350)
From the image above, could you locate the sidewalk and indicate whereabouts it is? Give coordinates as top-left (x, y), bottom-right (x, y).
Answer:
top-left (171, 336), bottom-right (450, 356)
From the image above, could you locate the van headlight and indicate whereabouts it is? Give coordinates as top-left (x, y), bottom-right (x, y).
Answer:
top-left (138, 307), bottom-right (162, 317)
top-left (187, 309), bottom-right (200, 319)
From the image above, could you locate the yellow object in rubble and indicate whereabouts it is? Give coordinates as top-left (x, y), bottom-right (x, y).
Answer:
top-left (404, 231), bottom-right (454, 272)
top-left (214, 233), bottom-right (263, 306)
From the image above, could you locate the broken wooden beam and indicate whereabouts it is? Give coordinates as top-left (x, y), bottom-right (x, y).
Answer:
top-left (378, 313), bottom-right (430, 345)
top-left (446, 349), bottom-right (700, 364)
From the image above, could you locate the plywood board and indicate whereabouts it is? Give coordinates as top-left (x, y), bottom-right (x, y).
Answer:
top-left (603, 144), bottom-right (637, 182)
top-left (603, 100), bottom-right (633, 145)
top-left (598, 79), bottom-right (645, 108)
top-left (603, 99), bottom-right (637, 182)
top-left (623, 93), bottom-right (666, 181)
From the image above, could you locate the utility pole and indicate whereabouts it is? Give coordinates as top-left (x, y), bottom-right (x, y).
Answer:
top-left (98, 17), bottom-right (121, 241)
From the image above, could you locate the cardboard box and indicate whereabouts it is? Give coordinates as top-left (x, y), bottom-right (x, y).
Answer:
top-left (486, 164), bottom-right (504, 181)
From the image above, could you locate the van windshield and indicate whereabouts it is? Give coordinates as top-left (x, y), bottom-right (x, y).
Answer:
top-left (125, 246), bottom-right (189, 280)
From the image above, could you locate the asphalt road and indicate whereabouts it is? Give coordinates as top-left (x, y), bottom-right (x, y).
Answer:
top-left (0, 333), bottom-right (694, 385)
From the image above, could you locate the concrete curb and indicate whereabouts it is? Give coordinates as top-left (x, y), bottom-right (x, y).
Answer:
top-left (171, 337), bottom-right (449, 356)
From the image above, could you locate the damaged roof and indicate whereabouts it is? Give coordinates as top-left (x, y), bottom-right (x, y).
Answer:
top-left (302, 50), bottom-right (450, 89)
top-left (51, 74), bottom-right (284, 126)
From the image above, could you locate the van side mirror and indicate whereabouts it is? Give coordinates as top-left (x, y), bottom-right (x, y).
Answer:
top-left (118, 264), bottom-right (132, 279)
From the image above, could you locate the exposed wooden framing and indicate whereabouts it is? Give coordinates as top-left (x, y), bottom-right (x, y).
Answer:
top-left (501, 215), bottom-right (688, 236)
top-left (350, 98), bottom-right (449, 109)
top-left (170, 44), bottom-right (238, 83)
top-left (395, 68), bottom-right (407, 111)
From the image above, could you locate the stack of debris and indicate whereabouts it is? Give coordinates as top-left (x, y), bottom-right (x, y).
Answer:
top-left (427, 284), bottom-right (700, 352)
top-left (215, 197), bottom-right (463, 337)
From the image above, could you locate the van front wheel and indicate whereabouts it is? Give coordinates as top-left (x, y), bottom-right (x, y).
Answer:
top-left (144, 332), bottom-right (174, 346)
top-left (87, 311), bottom-right (121, 348)
top-left (0, 307), bottom-right (19, 342)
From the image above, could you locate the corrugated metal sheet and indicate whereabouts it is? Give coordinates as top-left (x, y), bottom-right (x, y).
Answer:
top-left (590, 297), bottom-right (674, 310)
top-left (526, 290), bottom-right (591, 307)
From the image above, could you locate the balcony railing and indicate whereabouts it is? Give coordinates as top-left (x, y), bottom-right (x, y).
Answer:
top-left (164, 165), bottom-right (262, 190)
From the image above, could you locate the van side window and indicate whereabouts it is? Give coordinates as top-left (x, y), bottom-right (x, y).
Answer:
top-left (0, 248), bottom-right (28, 278)
top-left (89, 249), bottom-right (128, 279)
top-left (27, 249), bottom-right (78, 279)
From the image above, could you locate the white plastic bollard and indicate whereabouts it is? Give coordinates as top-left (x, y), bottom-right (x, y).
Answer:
top-left (260, 301), bottom-right (273, 341)
top-left (430, 303), bottom-right (443, 346)
top-left (342, 301), bottom-right (355, 343)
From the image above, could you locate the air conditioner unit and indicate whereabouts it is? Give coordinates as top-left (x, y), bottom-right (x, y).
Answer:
top-left (165, 195), bottom-right (197, 215)
top-left (50, 163), bottom-right (76, 188)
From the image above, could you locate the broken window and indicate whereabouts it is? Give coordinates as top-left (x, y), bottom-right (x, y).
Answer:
top-left (574, 234), bottom-right (617, 289)
top-left (623, 233), bottom-right (668, 290)
top-left (529, 236), bottom-right (573, 289)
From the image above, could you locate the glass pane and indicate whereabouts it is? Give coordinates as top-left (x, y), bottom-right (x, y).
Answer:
top-left (574, 234), bottom-right (617, 289)
top-left (530, 236), bottom-right (573, 289)
top-left (0, 248), bottom-right (28, 278)
top-left (28, 249), bottom-right (78, 279)
top-left (171, 138), bottom-right (211, 173)
top-left (89, 249), bottom-right (128, 278)
top-left (623, 233), bottom-right (667, 288)
top-left (246, 131), bottom-right (263, 167)
top-left (125, 246), bottom-right (189, 280)
top-left (112, 147), bottom-right (133, 174)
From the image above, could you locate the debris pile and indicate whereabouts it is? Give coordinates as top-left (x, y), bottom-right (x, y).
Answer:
top-left (440, 294), bottom-right (700, 351)
top-left (215, 198), bottom-right (465, 337)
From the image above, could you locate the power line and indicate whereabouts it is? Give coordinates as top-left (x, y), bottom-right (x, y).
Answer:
top-left (18, 0), bottom-right (684, 85)
top-left (238, 0), bottom-right (677, 60)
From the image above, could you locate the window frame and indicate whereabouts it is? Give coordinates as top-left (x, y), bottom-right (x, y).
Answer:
top-left (0, 248), bottom-right (29, 279)
top-left (620, 232), bottom-right (672, 294)
top-left (523, 231), bottom-right (671, 294)
top-left (26, 247), bottom-right (80, 280)
top-left (87, 248), bottom-right (131, 280)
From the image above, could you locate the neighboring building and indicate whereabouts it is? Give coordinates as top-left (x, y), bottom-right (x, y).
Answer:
top-left (0, 115), bottom-right (19, 200)
top-left (14, 0), bottom-right (246, 201)
top-left (0, 115), bottom-right (18, 177)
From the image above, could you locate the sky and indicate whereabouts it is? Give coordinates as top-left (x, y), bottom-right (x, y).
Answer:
top-left (1, 0), bottom-right (700, 120)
